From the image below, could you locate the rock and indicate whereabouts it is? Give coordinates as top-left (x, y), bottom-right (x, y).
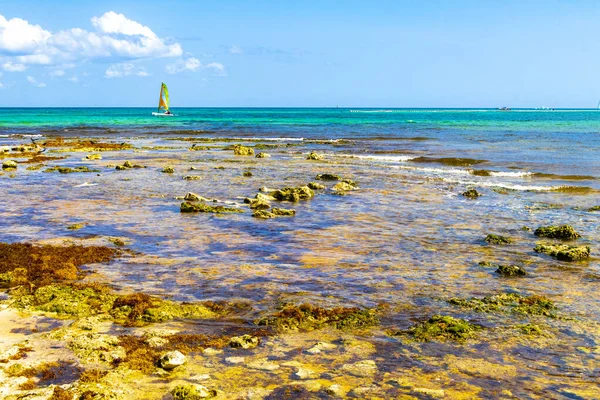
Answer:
top-left (68, 333), bottom-right (126, 363)
top-left (85, 154), bottom-right (102, 160)
top-left (412, 388), bottom-right (445, 398)
top-left (159, 350), bottom-right (186, 370)
top-left (306, 152), bottom-right (324, 160)
top-left (332, 181), bottom-right (356, 192)
top-left (203, 348), bottom-right (223, 356)
top-left (325, 384), bottom-right (344, 397)
top-left (588, 206), bottom-right (600, 212)
top-left (123, 160), bottom-right (133, 168)
top-left (271, 186), bottom-right (314, 202)
top-left (145, 336), bottom-right (169, 348)
top-left (485, 234), bottom-right (512, 245)
top-left (190, 166), bottom-right (200, 170)
top-left (534, 244), bottom-right (590, 261)
top-left (162, 166), bottom-right (175, 173)
top-left (496, 264), bottom-right (527, 276)
top-left (256, 193), bottom-right (276, 202)
top-left (256, 152), bottom-right (271, 158)
top-left (272, 208), bottom-right (296, 216)
top-left (115, 165), bottom-right (128, 170)
top-left (243, 171), bottom-right (253, 177)
top-left (340, 360), bottom-right (377, 377)
top-left (233, 144), bottom-right (255, 156)
top-left (180, 202), bottom-right (243, 213)
top-left (225, 356), bottom-right (245, 364)
top-left (253, 208), bottom-right (296, 219)
top-left (184, 192), bottom-right (211, 202)
top-left (534, 225), bottom-right (580, 240)
top-left (2, 160), bottom-right (17, 169)
top-left (307, 182), bottom-right (325, 190)
top-left (171, 384), bottom-right (216, 399)
top-left (306, 341), bottom-right (337, 354)
top-left (248, 359), bottom-right (280, 371)
top-left (249, 198), bottom-right (270, 210)
top-left (462, 188), bottom-right (481, 198)
top-left (295, 367), bottom-right (318, 380)
top-left (183, 175), bottom-right (202, 180)
top-left (315, 173), bottom-right (340, 181)
top-left (229, 335), bottom-right (260, 349)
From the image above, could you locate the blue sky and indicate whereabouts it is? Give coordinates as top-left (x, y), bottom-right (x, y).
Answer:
top-left (1, 0), bottom-right (600, 107)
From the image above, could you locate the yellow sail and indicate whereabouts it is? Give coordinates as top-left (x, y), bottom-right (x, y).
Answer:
top-left (157, 82), bottom-right (170, 112)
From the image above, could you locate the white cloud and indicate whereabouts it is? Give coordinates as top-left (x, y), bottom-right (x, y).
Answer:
top-left (229, 45), bottom-right (243, 55)
top-left (68, 76), bottom-right (79, 83)
top-left (166, 58), bottom-right (225, 76)
top-left (91, 11), bottom-right (157, 39)
top-left (49, 69), bottom-right (65, 77)
top-left (0, 11), bottom-right (182, 69)
top-left (0, 82), bottom-right (4, 89)
top-left (2, 61), bottom-right (27, 72)
top-left (26, 75), bottom-right (46, 87)
top-left (105, 62), bottom-right (149, 78)
top-left (0, 14), bottom-right (51, 55)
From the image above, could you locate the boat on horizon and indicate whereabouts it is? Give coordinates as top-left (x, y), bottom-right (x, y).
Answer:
top-left (152, 82), bottom-right (174, 117)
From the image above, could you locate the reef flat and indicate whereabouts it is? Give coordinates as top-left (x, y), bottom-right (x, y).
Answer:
top-left (0, 127), bottom-right (599, 399)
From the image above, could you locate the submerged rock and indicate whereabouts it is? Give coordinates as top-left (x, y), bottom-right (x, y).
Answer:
top-left (448, 293), bottom-right (557, 317)
top-left (159, 350), bottom-right (186, 370)
top-left (485, 234), bottom-right (512, 245)
top-left (180, 201), bottom-right (242, 213)
top-left (252, 208), bottom-right (296, 219)
top-left (162, 166), bottom-right (175, 173)
top-left (306, 152), bottom-right (324, 160)
top-left (462, 188), bottom-right (481, 198)
top-left (589, 206), bottom-right (600, 212)
top-left (255, 152), bottom-right (271, 158)
top-left (307, 182), bottom-right (325, 190)
top-left (271, 186), bottom-right (314, 202)
top-left (315, 173), bottom-right (340, 181)
top-left (243, 171), bottom-right (253, 177)
top-left (396, 315), bottom-right (481, 342)
top-left (44, 166), bottom-right (99, 173)
top-left (495, 264), bottom-right (527, 276)
top-left (233, 144), bottom-right (254, 156)
top-left (341, 360), bottom-right (377, 377)
top-left (183, 175), bottom-right (202, 180)
top-left (534, 243), bottom-right (590, 261)
top-left (171, 384), bottom-right (216, 399)
top-left (534, 225), bottom-right (580, 240)
top-left (332, 181), bottom-right (356, 192)
top-left (2, 160), bottom-right (17, 169)
top-left (229, 334), bottom-right (260, 349)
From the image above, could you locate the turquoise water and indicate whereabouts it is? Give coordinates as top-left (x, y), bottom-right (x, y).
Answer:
top-left (2, 108), bottom-right (599, 180)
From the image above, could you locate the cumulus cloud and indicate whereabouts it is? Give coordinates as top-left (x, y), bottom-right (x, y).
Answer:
top-left (68, 76), bottom-right (79, 83)
top-left (166, 57), bottom-right (225, 75)
top-left (2, 61), bottom-right (27, 72)
top-left (49, 69), bottom-right (65, 77)
top-left (105, 63), bottom-right (149, 78)
top-left (26, 75), bottom-right (46, 87)
top-left (0, 11), bottom-right (182, 68)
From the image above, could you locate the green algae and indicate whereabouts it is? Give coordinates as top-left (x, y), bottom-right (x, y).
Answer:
top-left (534, 243), bottom-right (590, 261)
top-left (484, 234), bottom-right (512, 245)
top-left (43, 166), bottom-right (100, 174)
top-left (252, 208), bottom-right (296, 219)
top-left (233, 144), bottom-right (254, 156)
top-left (180, 201), bottom-right (243, 213)
top-left (495, 264), bottom-right (527, 276)
top-left (395, 315), bottom-right (481, 342)
top-left (270, 186), bottom-right (314, 202)
top-left (448, 293), bottom-right (557, 318)
top-left (315, 173), bottom-right (340, 181)
top-left (534, 225), bottom-right (581, 240)
top-left (519, 323), bottom-right (548, 336)
top-left (462, 188), bottom-right (481, 198)
top-left (256, 303), bottom-right (378, 332)
top-left (411, 157), bottom-right (487, 167)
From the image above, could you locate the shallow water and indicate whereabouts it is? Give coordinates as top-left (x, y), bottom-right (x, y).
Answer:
top-left (1, 109), bottom-right (599, 398)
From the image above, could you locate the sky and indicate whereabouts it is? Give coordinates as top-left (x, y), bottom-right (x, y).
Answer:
top-left (1, 0), bottom-right (600, 107)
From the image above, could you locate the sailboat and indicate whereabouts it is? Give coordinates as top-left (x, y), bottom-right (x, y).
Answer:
top-left (152, 82), bottom-right (174, 117)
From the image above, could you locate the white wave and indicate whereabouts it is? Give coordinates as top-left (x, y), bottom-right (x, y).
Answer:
top-left (391, 165), bottom-right (473, 175)
top-left (441, 178), bottom-right (561, 192)
top-left (322, 153), bottom-right (416, 162)
top-left (74, 182), bottom-right (98, 187)
top-left (488, 171), bottom-right (533, 178)
top-left (231, 137), bottom-right (304, 142)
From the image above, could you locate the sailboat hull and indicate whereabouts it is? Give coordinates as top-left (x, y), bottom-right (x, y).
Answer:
top-left (152, 112), bottom-right (175, 117)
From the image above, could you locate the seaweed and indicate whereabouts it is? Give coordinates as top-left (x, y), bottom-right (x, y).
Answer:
top-left (180, 201), bottom-right (243, 213)
top-left (534, 225), bottom-right (580, 240)
top-left (256, 303), bottom-right (378, 332)
top-left (534, 244), bottom-right (590, 261)
top-left (485, 234), bottom-right (512, 245)
top-left (448, 293), bottom-right (557, 318)
top-left (395, 315), bottom-right (481, 342)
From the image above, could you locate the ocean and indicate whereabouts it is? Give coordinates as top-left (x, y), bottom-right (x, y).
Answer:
top-left (1, 107), bottom-right (599, 397)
